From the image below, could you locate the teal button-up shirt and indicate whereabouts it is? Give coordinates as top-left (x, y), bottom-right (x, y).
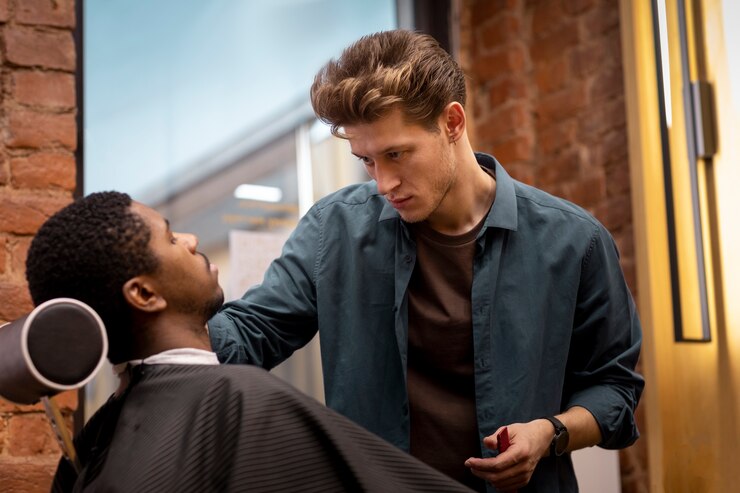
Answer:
top-left (209, 153), bottom-right (643, 492)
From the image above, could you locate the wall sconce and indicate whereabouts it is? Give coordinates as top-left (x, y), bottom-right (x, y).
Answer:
top-left (652, 0), bottom-right (717, 342)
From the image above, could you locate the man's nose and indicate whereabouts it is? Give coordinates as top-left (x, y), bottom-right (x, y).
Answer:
top-left (374, 162), bottom-right (400, 196)
top-left (177, 232), bottom-right (199, 253)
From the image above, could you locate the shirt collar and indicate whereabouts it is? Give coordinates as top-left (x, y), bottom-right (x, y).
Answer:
top-left (378, 152), bottom-right (518, 231)
top-left (477, 153), bottom-right (518, 232)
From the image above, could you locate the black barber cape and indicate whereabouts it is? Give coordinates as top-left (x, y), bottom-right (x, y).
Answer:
top-left (52, 364), bottom-right (474, 492)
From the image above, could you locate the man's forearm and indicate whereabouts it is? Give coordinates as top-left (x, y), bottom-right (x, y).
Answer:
top-left (555, 405), bottom-right (602, 452)
top-left (530, 405), bottom-right (602, 457)
top-left (529, 405), bottom-right (603, 457)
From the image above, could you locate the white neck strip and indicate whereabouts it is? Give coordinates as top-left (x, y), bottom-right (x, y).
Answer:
top-left (113, 348), bottom-right (219, 377)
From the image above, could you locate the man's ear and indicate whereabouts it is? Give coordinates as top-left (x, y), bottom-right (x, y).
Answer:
top-left (122, 276), bottom-right (167, 313)
top-left (443, 101), bottom-right (466, 143)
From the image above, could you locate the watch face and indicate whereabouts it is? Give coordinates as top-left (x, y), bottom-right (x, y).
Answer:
top-left (543, 416), bottom-right (569, 456)
top-left (555, 430), bottom-right (570, 456)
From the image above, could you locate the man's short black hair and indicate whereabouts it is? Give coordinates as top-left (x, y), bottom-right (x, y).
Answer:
top-left (26, 191), bottom-right (159, 364)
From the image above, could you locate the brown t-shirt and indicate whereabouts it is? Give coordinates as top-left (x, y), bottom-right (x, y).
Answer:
top-left (407, 215), bottom-right (488, 493)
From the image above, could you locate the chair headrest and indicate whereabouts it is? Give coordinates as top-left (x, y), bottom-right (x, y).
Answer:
top-left (0, 298), bottom-right (108, 404)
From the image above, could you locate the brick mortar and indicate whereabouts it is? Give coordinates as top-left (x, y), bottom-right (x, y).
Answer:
top-left (0, 3), bottom-right (77, 485)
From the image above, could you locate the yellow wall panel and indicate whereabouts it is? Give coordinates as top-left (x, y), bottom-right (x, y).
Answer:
top-left (621, 0), bottom-right (740, 490)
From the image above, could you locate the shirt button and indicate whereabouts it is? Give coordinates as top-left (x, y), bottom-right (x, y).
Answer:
top-left (404, 255), bottom-right (412, 263)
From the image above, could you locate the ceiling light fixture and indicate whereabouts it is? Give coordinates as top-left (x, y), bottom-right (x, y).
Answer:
top-left (233, 184), bottom-right (283, 203)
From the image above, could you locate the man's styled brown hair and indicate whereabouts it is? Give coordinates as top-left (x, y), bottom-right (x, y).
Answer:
top-left (310, 30), bottom-right (466, 136)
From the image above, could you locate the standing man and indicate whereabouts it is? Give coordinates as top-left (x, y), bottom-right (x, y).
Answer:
top-left (209, 30), bottom-right (643, 492)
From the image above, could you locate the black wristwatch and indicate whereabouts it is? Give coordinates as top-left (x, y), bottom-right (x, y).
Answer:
top-left (541, 416), bottom-right (569, 456)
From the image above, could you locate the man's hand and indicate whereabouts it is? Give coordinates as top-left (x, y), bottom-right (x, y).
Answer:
top-left (465, 407), bottom-right (602, 490)
top-left (464, 419), bottom-right (552, 491)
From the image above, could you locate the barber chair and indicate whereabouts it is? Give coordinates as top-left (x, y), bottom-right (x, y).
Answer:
top-left (0, 298), bottom-right (108, 472)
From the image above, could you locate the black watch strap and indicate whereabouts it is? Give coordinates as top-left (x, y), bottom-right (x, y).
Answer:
top-left (541, 416), bottom-right (568, 456)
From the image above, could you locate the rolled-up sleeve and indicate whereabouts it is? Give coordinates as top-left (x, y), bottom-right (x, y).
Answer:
top-left (564, 224), bottom-right (644, 449)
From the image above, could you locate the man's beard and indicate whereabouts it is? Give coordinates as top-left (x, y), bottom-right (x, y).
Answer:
top-left (170, 287), bottom-right (224, 324)
top-left (200, 288), bottom-right (225, 321)
top-left (399, 149), bottom-right (457, 224)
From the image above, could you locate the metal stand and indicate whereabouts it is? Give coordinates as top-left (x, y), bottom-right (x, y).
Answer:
top-left (42, 396), bottom-right (81, 474)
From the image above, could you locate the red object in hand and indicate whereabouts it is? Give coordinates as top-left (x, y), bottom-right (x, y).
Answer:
top-left (498, 426), bottom-right (511, 452)
top-left (498, 427), bottom-right (518, 493)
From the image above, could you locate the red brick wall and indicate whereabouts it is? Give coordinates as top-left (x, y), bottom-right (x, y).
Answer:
top-left (461, 1), bottom-right (648, 492)
top-left (0, 0), bottom-right (78, 490)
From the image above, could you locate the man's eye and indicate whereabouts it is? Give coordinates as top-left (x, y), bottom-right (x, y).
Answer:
top-left (170, 236), bottom-right (177, 244)
top-left (387, 151), bottom-right (401, 160)
top-left (357, 156), bottom-right (373, 165)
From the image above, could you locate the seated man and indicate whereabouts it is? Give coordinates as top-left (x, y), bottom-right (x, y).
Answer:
top-left (26, 191), bottom-right (473, 493)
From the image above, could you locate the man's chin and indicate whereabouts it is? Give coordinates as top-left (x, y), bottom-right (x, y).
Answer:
top-left (399, 211), bottom-right (428, 224)
top-left (203, 290), bottom-right (225, 321)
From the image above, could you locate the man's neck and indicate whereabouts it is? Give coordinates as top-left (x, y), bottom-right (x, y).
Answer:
top-left (426, 148), bottom-right (496, 236)
top-left (132, 314), bottom-right (212, 360)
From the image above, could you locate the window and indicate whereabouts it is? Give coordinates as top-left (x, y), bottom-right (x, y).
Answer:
top-left (84, 0), bottom-right (396, 416)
